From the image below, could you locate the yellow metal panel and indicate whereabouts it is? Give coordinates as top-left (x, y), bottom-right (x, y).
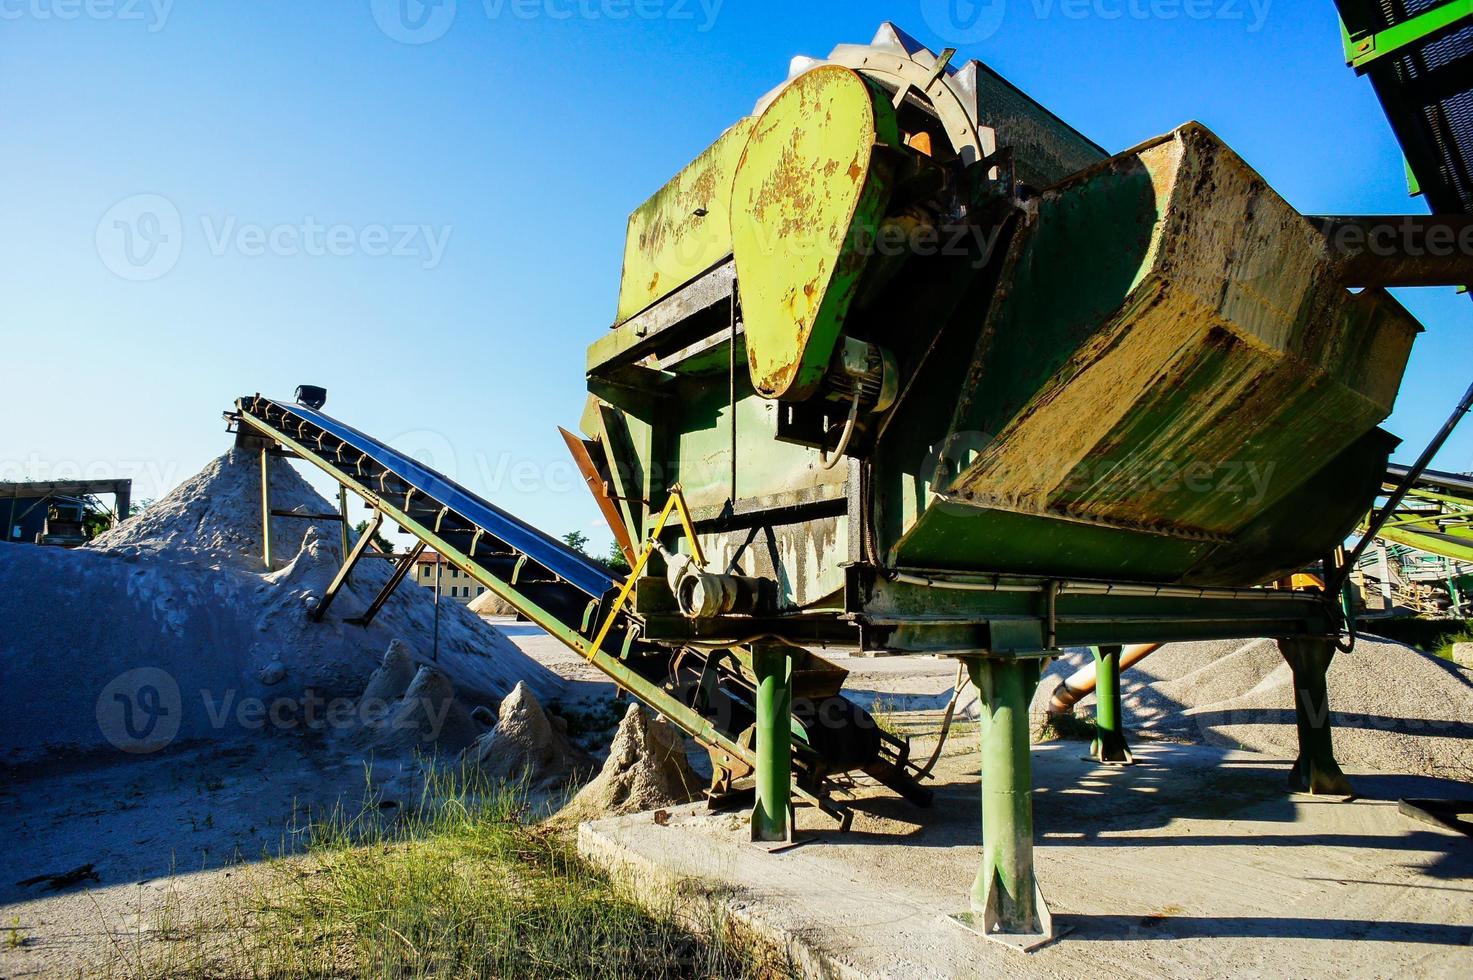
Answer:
top-left (615, 117), bottom-right (755, 325)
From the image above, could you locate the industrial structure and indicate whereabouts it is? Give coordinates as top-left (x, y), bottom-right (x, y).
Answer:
top-left (225, 11), bottom-right (1470, 950)
top-left (1, 479), bottom-right (132, 547)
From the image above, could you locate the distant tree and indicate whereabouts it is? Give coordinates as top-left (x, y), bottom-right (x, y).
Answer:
top-left (354, 519), bottom-right (394, 553)
top-left (604, 540), bottom-right (631, 576)
top-left (562, 530), bottom-right (590, 555)
top-left (83, 496), bottom-right (151, 539)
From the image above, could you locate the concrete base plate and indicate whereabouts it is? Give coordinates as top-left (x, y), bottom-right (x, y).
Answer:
top-left (944, 911), bottom-right (1072, 953)
top-left (580, 742), bottom-right (1473, 979)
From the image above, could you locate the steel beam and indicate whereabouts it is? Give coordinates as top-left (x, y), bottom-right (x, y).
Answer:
top-left (348, 540), bottom-right (425, 627)
top-left (338, 485), bottom-right (351, 579)
top-left (259, 446), bottom-right (271, 570)
top-left (311, 509), bottom-right (383, 623)
top-left (1089, 645), bottom-right (1133, 765)
top-left (962, 656), bottom-right (1053, 950)
top-left (1278, 636), bottom-right (1352, 796)
top-left (750, 642), bottom-right (793, 843)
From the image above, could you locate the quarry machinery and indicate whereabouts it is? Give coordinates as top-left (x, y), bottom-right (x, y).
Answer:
top-left (228, 21), bottom-right (1471, 949)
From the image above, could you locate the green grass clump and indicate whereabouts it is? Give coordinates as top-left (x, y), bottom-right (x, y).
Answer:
top-left (115, 766), bottom-right (773, 979)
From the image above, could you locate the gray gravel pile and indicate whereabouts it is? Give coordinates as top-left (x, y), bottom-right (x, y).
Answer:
top-left (556, 703), bottom-right (701, 822)
top-left (0, 451), bottom-right (559, 766)
top-left (1032, 636), bottom-right (1473, 779)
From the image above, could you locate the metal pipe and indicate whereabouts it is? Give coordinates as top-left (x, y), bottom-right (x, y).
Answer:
top-left (886, 570), bottom-right (1311, 602)
top-left (1049, 643), bottom-right (1162, 716)
top-left (1331, 379), bottom-right (1473, 595)
top-left (750, 643), bottom-right (792, 842)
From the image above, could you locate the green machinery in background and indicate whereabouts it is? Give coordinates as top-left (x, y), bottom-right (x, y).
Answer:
top-left (565, 22), bottom-right (1471, 946)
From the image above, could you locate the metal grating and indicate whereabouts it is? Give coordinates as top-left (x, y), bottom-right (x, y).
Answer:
top-left (1339, 0), bottom-right (1473, 214)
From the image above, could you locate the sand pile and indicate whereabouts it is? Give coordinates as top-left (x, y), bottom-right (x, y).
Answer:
top-left (1016, 636), bottom-right (1473, 779)
top-left (557, 703), bottom-right (701, 821)
top-left (464, 682), bottom-right (588, 789)
top-left (468, 589), bottom-right (519, 618)
top-left (357, 654), bottom-right (484, 757)
top-left (0, 451), bottom-right (561, 767)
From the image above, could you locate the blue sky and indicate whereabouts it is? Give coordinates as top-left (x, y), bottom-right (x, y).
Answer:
top-left (2, 0), bottom-right (1468, 551)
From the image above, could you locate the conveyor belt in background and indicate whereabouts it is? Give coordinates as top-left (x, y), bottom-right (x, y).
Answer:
top-left (1338, 0), bottom-right (1473, 215)
top-left (229, 394), bottom-right (932, 813)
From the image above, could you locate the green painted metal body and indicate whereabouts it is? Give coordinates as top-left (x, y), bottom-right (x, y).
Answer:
top-left (1278, 637), bottom-right (1353, 796)
top-left (615, 118), bottom-right (755, 326)
top-left (751, 644), bottom-right (793, 841)
top-left (731, 66), bottom-right (900, 401)
top-left (1089, 645), bottom-right (1131, 765)
top-left (1365, 480), bottom-right (1473, 564)
top-left (592, 81), bottom-right (1423, 625)
top-left (1342, 0), bottom-right (1473, 70)
top-left (968, 657), bottom-right (1047, 935)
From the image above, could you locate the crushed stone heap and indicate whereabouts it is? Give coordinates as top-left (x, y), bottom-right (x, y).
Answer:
top-left (557, 702), bottom-right (701, 822)
top-left (957, 636), bottom-right (1473, 779)
top-left (464, 682), bottom-right (588, 790)
top-left (0, 450), bottom-right (560, 766)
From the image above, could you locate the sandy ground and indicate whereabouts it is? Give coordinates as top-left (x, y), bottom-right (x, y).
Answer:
top-left (0, 622), bottom-right (629, 979)
top-left (583, 740), bottom-right (1473, 979)
top-left (5, 630), bottom-right (1471, 978)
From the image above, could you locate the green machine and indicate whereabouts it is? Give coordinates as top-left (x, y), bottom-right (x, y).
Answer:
top-left (571, 23), bottom-right (1460, 946)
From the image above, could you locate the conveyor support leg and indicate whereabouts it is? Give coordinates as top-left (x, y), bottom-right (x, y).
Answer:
top-left (750, 643), bottom-right (792, 843)
top-left (1278, 636), bottom-right (1352, 796)
top-left (1089, 645), bottom-right (1133, 765)
top-left (965, 656), bottom-right (1053, 949)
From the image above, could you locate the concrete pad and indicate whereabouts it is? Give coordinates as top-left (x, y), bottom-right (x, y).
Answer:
top-left (580, 742), bottom-right (1473, 979)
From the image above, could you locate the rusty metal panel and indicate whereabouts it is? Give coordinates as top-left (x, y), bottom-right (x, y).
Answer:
top-left (944, 124), bottom-right (1421, 541)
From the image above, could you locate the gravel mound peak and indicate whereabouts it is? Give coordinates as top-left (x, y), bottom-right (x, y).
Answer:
top-left (464, 682), bottom-right (586, 788)
top-left (559, 702), bottom-right (701, 821)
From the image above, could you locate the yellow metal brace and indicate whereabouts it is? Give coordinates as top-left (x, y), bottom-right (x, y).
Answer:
top-left (586, 485), bottom-right (704, 660)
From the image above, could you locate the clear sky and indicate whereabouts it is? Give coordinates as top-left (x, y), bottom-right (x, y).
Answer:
top-left (2, 0), bottom-right (1468, 552)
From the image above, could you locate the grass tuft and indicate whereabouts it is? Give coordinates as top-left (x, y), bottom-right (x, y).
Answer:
top-left (112, 764), bottom-right (775, 978)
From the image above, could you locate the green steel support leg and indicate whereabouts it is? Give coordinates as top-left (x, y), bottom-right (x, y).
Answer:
top-left (1089, 645), bottom-right (1133, 765)
top-left (1278, 637), bottom-right (1352, 796)
top-left (964, 657), bottom-right (1053, 949)
top-left (750, 643), bottom-right (793, 843)
top-left (259, 447), bottom-right (271, 571)
top-left (338, 484), bottom-right (351, 577)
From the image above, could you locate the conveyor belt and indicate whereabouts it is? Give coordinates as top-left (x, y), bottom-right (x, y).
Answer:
top-left (229, 394), bottom-right (931, 812)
